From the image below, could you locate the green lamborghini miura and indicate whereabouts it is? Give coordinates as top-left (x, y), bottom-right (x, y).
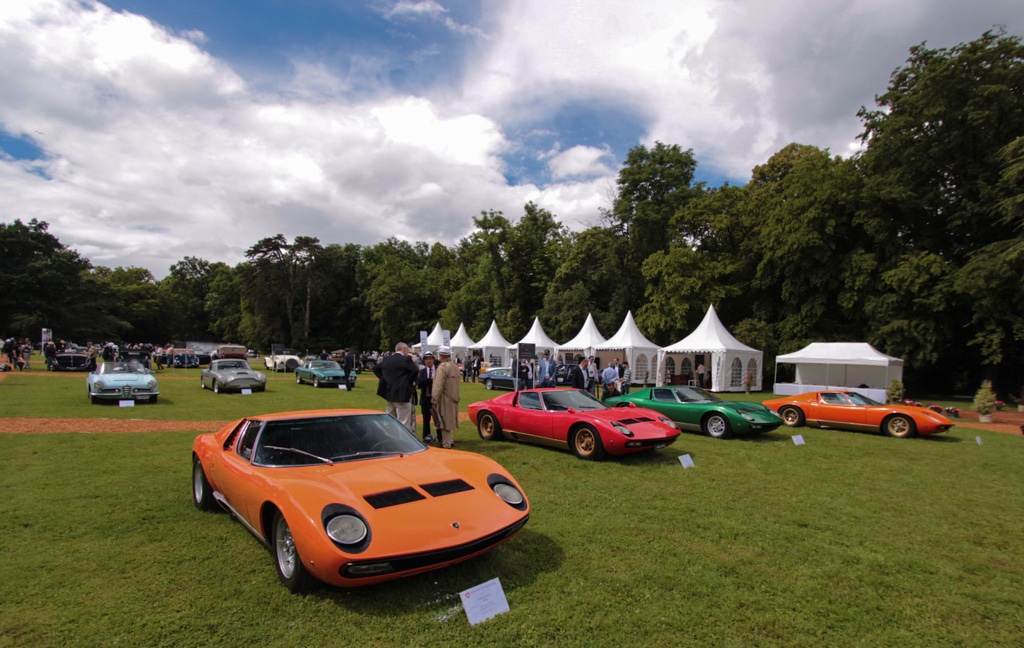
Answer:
top-left (605, 385), bottom-right (782, 439)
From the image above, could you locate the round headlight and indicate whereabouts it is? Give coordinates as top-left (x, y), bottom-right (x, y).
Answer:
top-left (94, 380), bottom-right (106, 389)
top-left (147, 379), bottom-right (157, 389)
top-left (493, 483), bottom-right (524, 506)
top-left (325, 514), bottom-right (368, 545)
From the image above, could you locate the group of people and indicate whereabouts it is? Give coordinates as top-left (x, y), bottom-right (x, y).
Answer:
top-left (1, 337), bottom-right (32, 371)
top-left (374, 342), bottom-right (460, 449)
top-left (567, 355), bottom-right (632, 401)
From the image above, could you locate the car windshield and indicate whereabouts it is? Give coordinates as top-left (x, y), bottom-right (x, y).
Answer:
top-left (214, 360), bottom-right (248, 370)
top-left (541, 389), bottom-right (606, 412)
top-left (845, 392), bottom-right (881, 406)
top-left (309, 361), bottom-right (341, 370)
top-left (252, 413), bottom-right (425, 466)
top-left (670, 386), bottom-right (721, 403)
top-left (101, 361), bottom-right (146, 374)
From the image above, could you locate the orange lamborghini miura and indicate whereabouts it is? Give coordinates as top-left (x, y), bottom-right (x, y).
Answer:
top-left (192, 409), bottom-right (530, 591)
top-left (762, 390), bottom-right (955, 438)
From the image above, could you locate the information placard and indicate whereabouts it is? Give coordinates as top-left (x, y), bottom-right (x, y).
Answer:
top-left (460, 577), bottom-right (510, 626)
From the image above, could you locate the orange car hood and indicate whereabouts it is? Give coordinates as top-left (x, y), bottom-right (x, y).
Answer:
top-left (267, 449), bottom-right (526, 556)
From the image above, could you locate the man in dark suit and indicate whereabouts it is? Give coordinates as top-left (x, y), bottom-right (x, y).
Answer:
top-left (570, 357), bottom-right (589, 390)
top-left (416, 351), bottom-right (437, 444)
top-left (374, 342), bottom-right (419, 432)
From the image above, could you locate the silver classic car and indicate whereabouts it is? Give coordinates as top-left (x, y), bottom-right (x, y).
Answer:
top-left (200, 359), bottom-right (267, 393)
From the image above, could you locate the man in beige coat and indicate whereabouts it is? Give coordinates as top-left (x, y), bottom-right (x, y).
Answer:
top-left (431, 346), bottom-right (461, 449)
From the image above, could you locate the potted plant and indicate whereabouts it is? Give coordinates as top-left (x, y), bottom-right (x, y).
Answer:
top-left (973, 380), bottom-right (997, 423)
top-left (886, 379), bottom-right (904, 404)
top-left (743, 370), bottom-right (755, 394)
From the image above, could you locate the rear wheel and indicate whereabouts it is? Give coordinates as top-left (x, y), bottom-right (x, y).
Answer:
top-left (779, 406), bottom-right (805, 427)
top-left (272, 510), bottom-right (316, 593)
top-left (702, 413), bottom-right (733, 439)
top-left (485, 379), bottom-right (494, 390)
top-left (192, 456), bottom-right (217, 511)
top-left (883, 415), bottom-right (917, 438)
top-left (477, 412), bottom-right (504, 441)
top-left (571, 425), bottom-right (606, 460)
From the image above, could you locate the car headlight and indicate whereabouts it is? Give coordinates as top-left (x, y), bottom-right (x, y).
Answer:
top-left (741, 413), bottom-right (755, 421)
top-left (147, 379), bottom-right (157, 389)
top-left (94, 380), bottom-right (106, 389)
top-left (493, 482), bottom-right (524, 506)
top-left (325, 514), bottom-right (368, 545)
top-left (612, 422), bottom-right (635, 437)
top-left (657, 416), bottom-right (676, 429)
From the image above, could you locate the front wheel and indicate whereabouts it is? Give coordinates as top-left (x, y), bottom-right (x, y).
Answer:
top-left (485, 379), bottom-right (494, 390)
top-left (200, 376), bottom-right (207, 389)
top-left (295, 372), bottom-right (301, 383)
top-left (703, 413), bottom-right (733, 439)
top-left (272, 511), bottom-right (316, 593)
top-left (192, 457), bottom-right (217, 511)
top-left (477, 412), bottom-right (504, 441)
top-left (883, 415), bottom-right (917, 438)
top-left (571, 425), bottom-right (606, 460)
top-left (213, 381), bottom-right (221, 394)
top-left (312, 377), bottom-right (320, 388)
top-left (779, 406), bottom-right (805, 427)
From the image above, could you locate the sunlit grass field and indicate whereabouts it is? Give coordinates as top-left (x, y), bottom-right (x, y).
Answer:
top-left (2, 364), bottom-right (1023, 647)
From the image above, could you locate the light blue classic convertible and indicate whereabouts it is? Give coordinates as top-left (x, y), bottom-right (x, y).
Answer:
top-left (87, 361), bottom-right (159, 404)
top-left (294, 360), bottom-right (356, 389)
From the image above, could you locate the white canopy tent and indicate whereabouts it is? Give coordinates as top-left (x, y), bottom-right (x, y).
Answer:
top-left (656, 305), bottom-right (763, 392)
top-left (558, 313), bottom-right (607, 363)
top-left (469, 320), bottom-right (512, 368)
top-left (594, 311), bottom-right (660, 385)
top-left (449, 323), bottom-right (477, 361)
top-left (509, 317), bottom-right (561, 358)
top-left (411, 322), bottom-right (446, 353)
top-left (773, 342), bottom-right (904, 402)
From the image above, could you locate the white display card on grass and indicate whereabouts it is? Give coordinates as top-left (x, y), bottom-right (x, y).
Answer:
top-left (976, 436), bottom-right (983, 445)
top-left (793, 435), bottom-right (805, 446)
top-left (338, 384), bottom-right (347, 390)
top-left (240, 388), bottom-right (252, 395)
top-left (118, 400), bottom-right (135, 408)
top-left (679, 454), bottom-right (695, 469)
top-left (460, 577), bottom-right (510, 626)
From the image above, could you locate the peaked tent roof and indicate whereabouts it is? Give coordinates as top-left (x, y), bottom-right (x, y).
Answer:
top-left (510, 317), bottom-right (560, 350)
top-left (776, 342), bottom-right (903, 366)
top-left (411, 322), bottom-right (445, 349)
top-left (595, 311), bottom-right (659, 350)
top-left (449, 323), bottom-right (476, 349)
top-left (662, 305), bottom-right (757, 353)
top-left (469, 320), bottom-right (512, 349)
top-left (559, 313), bottom-right (607, 351)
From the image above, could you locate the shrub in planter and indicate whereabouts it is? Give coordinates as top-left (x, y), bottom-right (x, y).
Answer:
top-left (973, 380), bottom-right (997, 417)
top-left (886, 379), bottom-right (904, 404)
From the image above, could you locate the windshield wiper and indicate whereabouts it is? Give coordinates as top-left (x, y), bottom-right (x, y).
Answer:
top-left (262, 445), bottom-right (332, 464)
top-left (330, 450), bottom-right (403, 461)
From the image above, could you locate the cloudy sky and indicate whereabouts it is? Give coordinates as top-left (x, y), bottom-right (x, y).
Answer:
top-left (1, 1), bottom-right (1020, 277)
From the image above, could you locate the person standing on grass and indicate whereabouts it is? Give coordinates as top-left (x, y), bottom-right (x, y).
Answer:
top-left (416, 351), bottom-right (437, 444)
top-left (431, 346), bottom-right (461, 449)
top-left (375, 342), bottom-right (419, 432)
top-left (620, 361), bottom-right (632, 395)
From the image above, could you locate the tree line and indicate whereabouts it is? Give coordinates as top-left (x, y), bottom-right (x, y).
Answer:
top-left (2, 31), bottom-right (1022, 397)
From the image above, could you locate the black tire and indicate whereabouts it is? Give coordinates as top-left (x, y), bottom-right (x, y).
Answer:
top-left (883, 415), bottom-right (917, 439)
top-left (312, 377), bottom-right (320, 388)
top-left (477, 412), bottom-right (504, 441)
top-left (90, 394), bottom-right (99, 405)
top-left (200, 376), bottom-right (207, 389)
top-left (779, 406), bottom-right (805, 427)
top-left (571, 425), bottom-right (606, 460)
top-left (485, 379), bottom-right (494, 390)
top-left (150, 395), bottom-right (158, 404)
top-left (702, 412), bottom-right (733, 439)
top-left (295, 372), bottom-right (302, 383)
top-left (192, 456), bottom-right (217, 511)
top-left (213, 381), bottom-right (221, 394)
top-left (285, 359), bottom-right (299, 372)
top-left (272, 510), bottom-right (316, 593)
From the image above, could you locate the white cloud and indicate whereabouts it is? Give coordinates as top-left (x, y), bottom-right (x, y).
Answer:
top-left (548, 145), bottom-right (615, 180)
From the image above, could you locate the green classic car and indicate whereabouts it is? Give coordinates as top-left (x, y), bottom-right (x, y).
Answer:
top-left (294, 360), bottom-right (356, 389)
top-left (605, 385), bottom-right (782, 439)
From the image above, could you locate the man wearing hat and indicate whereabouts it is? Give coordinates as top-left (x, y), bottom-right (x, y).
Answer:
top-left (431, 346), bottom-right (461, 449)
top-left (539, 349), bottom-right (557, 387)
top-left (416, 351), bottom-right (437, 444)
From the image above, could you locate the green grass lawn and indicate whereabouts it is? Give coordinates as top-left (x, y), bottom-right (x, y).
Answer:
top-left (2, 370), bottom-right (1023, 647)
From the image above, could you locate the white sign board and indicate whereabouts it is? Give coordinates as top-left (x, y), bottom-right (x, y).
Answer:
top-left (460, 577), bottom-right (510, 626)
top-left (678, 454), bottom-right (695, 469)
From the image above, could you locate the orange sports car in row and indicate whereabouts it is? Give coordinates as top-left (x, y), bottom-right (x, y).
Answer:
top-left (761, 390), bottom-right (955, 438)
top-left (192, 409), bottom-right (530, 591)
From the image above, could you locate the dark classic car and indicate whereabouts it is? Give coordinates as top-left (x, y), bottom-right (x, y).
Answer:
top-left (53, 352), bottom-right (92, 372)
top-left (295, 360), bottom-right (356, 389)
top-left (606, 385), bottom-right (783, 439)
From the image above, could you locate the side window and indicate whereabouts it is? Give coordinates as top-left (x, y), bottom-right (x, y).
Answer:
top-left (820, 393), bottom-right (845, 404)
top-left (653, 389), bottom-right (676, 402)
top-left (519, 392), bottom-right (542, 410)
top-left (236, 421), bottom-right (260, 461)
top-left (223, 419), bottom-right (249, 450)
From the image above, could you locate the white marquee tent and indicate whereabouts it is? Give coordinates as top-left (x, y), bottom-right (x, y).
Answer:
top-left (411, 322), bottom-right (446, 353)
top-left (449, 323), bottom-right (477, 361)
top-left (656, 305), bottom-right (763, 392)
top-left (509, 317), bottom-right (561, 358)
top-left (594, 311), bottom-right (660, 385)
top-left (469, 320), bottom-right (512, 368)
top-left (773, 342), bottom-right (904, 402)
top-left (558, 313), bottom-right (607, 362)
